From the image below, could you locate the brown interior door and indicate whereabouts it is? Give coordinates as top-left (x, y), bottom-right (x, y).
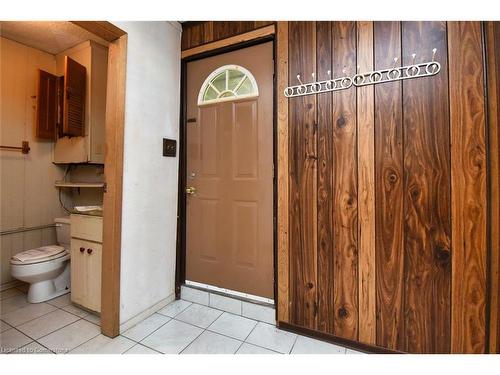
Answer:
top-left (63, 56), bottom-right (86, 137)
top-left (186, 42), bottom-right (274, 299)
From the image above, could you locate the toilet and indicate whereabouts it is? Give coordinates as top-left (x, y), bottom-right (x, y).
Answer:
top-left (10, 217), bottom-right (71, 303)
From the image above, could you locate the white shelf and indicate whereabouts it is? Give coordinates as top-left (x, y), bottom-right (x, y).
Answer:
top-left (55, 181), bottom-right (105, 188)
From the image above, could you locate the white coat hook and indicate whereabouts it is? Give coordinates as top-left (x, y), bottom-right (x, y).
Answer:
top-left (429, 48), bottom-right (439, 73)
top-left (411, 53), bottom-right (417, 65)
top-left (311, 72), bottom-right (316, 81)
top-left (393, 57), bottom-right (399, 68)
top-left (297, 74), bottom-right (304, 85)
top-left (432, 48), bottom-right (437, 62)
top-left (342, 66), bottom-right (348, 75)
top-left (325, 70), bottom-right (333, 89)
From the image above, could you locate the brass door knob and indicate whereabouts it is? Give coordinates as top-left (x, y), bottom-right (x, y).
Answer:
top-left (186, 186), bottom-right (197, 195)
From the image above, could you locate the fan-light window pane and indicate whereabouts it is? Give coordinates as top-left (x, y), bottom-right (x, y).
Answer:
top-left (203, 86), bottom-right (218, 101)
top-left (212, 72), bottom-right (226, 92)
top-left (228, 70), bottom-right (245, 90)
top-left (236, 77), bottom-right (253, 95)
top-left (198, 65), bottom-right (259, 105)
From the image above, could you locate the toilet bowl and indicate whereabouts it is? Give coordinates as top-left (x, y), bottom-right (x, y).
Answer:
top-left (10, 217), bottom-right (71, 303)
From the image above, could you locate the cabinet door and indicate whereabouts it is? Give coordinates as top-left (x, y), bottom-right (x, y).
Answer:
top-left (36, 70), bottom-right (58, 140)
top-left (70, 239), bottom-right (87, 306)
top-left (84, 242), bottom-right (102, 313)
top-left (63, 56), bottom-right (86, 137)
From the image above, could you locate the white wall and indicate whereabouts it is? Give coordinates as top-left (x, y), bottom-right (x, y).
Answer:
top-left (113, 22), bottom-right (181, 327)
top-left (0, 37), bottom-right (67, 285)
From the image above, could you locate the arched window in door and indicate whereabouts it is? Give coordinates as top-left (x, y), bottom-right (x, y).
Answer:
top-left (198, 64), bottom-right (259, 106)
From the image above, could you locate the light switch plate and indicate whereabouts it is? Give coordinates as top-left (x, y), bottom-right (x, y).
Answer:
top-left (163, 138), bottom-right (176, 157)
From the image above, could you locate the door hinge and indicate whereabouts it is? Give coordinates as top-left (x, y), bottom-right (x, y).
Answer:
top-left (103, 182), bottom-right (107, 193)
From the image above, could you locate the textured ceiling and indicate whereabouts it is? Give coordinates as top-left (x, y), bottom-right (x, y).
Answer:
top-left (0, 21), bottom-right (109, 54)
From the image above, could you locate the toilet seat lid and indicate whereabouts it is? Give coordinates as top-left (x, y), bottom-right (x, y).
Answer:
top-left (10, 245), bottom-right (67, 265)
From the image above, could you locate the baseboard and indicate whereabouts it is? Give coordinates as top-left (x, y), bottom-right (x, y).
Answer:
top-left (277, 321), bottom-right (402, 354)
top-left (119, 293), bottom-right (175, 333)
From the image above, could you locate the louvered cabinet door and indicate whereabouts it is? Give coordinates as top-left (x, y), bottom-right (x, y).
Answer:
top-left (63, 56), bottom-right (86, 137)
top-left (35, 69), bottom-right (58, 139)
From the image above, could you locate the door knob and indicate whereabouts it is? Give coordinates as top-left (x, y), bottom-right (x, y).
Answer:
top-left (186, 186), bottom-right (197, 195)
top-left (80, 247), bottom-right (85, 253)
top-left (87, 248), bottom-right (93, 254)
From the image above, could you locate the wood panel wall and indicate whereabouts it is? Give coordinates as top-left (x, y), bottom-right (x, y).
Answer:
top-left (0, 37), bottom-right (68, 286)
top-left (181, 21), bottom-right (274, 50)
top-left (486, 21), bottom-right (500, 354)
top-left (279, 21), bottom-right (493, 354)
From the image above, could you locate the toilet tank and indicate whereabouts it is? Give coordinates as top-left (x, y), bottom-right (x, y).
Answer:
top-left (54, 217), bottom-right (71, 249)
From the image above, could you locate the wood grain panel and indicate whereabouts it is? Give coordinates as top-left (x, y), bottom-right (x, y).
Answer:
top-left (448, 21), bottom-right (487, 354)
top-left (181, 21), bottom-right (274, 50)
top-left (316, 21), bottom-right (334, 334)
top-left (276, 19), bottom-right (493, 354)
top-left (277, 21), bottom-right (290, 323)
top-left (181, 22), bottom-right (210, 50)
top-left (288, 21), bottom-right (318, 329)
top-left (402, 21), bottom-right (451, 353)
top-left (101, 35), bottom-right (127, 338)
top-left (356, 21), bottom-right (376, 345)
top-left (486, 21), bottom-right (500, 354)
top-left (374, 21), bottom-right (405, 351)
top-left (331, 21), bottom-right (358, 340)
top-left (181, 25), bottom-right (275, 59)
top-left (213, 21), bottom-right (256, 41)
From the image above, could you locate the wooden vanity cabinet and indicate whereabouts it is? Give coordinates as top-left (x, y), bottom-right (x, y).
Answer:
top-left (70, 214), bottom-right (103, 313)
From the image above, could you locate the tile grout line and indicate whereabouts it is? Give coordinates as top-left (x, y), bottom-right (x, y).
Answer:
top-left (122, 300), bottom-right (204, 352)
top-left (24, 304), bottom-right (99, 340)
top-left (1, 305), bottom-right (60, 329)
top-left (5, 326), bottom-right (54, 354)
top-left (56, 321), bottom-right (103, 354)
top-left (27, 306), bottom-right (100, 353)
top-left (21, 339), bottom-right (55, 354)
top-left (178, 323), bottom-right (208, 354)
top-left (124, 343), bottom-right (162, 354)
top-left (155, 301), bottom-right (192, 319)
top-left (234, 319), bottom-right (260, 354)
top-left (122, 317), bottom-right (173, 346)
top-left (241, 320), bottom-right (260, 342)
top-left (289, 334), bottom-right (299, 354)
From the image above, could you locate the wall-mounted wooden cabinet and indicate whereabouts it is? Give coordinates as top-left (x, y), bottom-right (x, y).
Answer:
top-left (53, 41), bottom-right (108, 164)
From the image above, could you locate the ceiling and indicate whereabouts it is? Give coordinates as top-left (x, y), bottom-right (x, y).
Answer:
top-left (0, 21), bottom-right (109, 54)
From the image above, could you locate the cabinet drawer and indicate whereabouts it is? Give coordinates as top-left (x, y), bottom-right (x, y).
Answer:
top-left (71, 214), bottom-right (103, 243)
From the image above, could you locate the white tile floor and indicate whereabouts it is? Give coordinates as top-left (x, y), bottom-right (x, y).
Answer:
top-left (0, 286), bottom-right (364, 354)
